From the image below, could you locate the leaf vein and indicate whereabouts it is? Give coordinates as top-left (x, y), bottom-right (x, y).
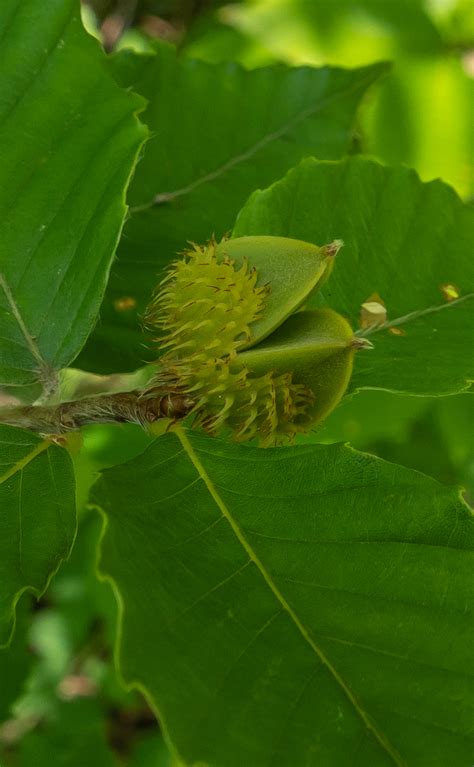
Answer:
top-left (131, 69), bottom-right (380, 212)
top-left (0, 272), bottom-right (51, 379)
top-left (0, 439), bottom-right (50, 485)
top-left (176, 427), bottom-right (405, 767)
top-left (177, 560), bottom-right (252, 621)
top-left (314, 631), bottom-right (473, 678)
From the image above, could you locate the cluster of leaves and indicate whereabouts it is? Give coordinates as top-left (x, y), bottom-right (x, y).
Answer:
top-left (0, 1), bottom-right (473, 765)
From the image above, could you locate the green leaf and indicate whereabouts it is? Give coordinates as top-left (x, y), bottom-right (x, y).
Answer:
top-left (185, 2), bottom-right (471, 199)
top-left (234, 156), bottom-right (474, 395)
top-left (129, 733), bottom-right (175, 767)
top-left (0, 598), bottom-right (34, 722)
top-left (309, 391), bottom-right (474, 495)
top-left (78, 43), bottom-right (387, 373)
top-left (94, 429), bottom-right (474, 767)
top-left (213, 0), bottom-right (443, 61)
top-left (17, 699), bottom-right (117, 767)
top-left (0, 426), bottom-right (76, 644)
top-left (364, 59), bottom-right (473, 199)
top-left (0, 0), bottom-right (147, 402)
top-left (47, 509), bottom-right (118, 652)
top-left (312, 390), bottom-right (431, 447)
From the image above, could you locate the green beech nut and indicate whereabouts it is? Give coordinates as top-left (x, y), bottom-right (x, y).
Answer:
top-left (155, 352), bottom-right (314, 446)
top-left (146, 236), bottom-right (341, 362)
top-left (153, 309), bottom-right (364, 445)
top-left (147, 237), bottom-right (365, 446)
top-left (146, 239), bottom-right (267, 363)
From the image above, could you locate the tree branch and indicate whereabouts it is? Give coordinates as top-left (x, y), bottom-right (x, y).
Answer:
top-left (0, 389), bottom-right (194, 434)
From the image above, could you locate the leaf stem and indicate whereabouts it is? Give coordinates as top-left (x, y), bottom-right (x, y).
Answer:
top-left (355, 293), bottom-right (474, 337)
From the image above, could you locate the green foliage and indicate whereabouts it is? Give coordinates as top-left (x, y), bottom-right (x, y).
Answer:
top-left (0, 600), bottom-right (34, 722)
top-left (0, 426), bottom-right (76, 644)
top-left (0, 2), bottom-right (472, 765)
top-left (94, 430), bottom-right (473, 767)
top-left (78, 42), bottom-right (387, 372)
top-left (235, 156), bottom-right (474, 395)
top-left (0, 0), bottom-right (147, 402)
top-left (185, 0), bottom-right (473, 198)
top-left (18, 699), bottom-right (117, 767)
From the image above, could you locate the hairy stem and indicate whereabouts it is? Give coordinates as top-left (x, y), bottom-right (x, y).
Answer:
top-left (0, 390), bottom-right (195, 435)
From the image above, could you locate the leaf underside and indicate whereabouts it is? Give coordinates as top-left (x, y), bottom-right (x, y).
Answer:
top-left (94, 429), bottom-right (474, 767)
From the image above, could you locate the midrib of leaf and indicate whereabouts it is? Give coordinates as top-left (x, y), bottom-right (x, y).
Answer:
top-left (0, 440), bottom-right (50, 485)
top-left (175, 427), bottom-right (405, 767)
top-left (355, 293), bottom-right (474, 337)
top-left (0, 272), bottom-right (55, 392)
top-left (131, 68), bottom-right (383, 212)
top-left (0, 274), bottom-right (48, 370)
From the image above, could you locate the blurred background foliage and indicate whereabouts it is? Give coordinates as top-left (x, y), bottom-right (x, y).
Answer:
top-left (82, 0), bottom-right (473, 197)
top-left (1, 1), bottom-right (472, 764)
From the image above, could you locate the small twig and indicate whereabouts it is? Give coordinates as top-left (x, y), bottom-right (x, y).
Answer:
top-left (0, 389), bottom-right (194, 435)
top-left (355, 293), bottom-right (474, 337)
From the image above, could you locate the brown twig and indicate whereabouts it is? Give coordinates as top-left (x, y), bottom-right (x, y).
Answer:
top-left (0, 390), bottom-right (194, 434)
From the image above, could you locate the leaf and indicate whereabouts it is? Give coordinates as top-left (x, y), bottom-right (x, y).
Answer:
top-left (185, 2), bottom-right (471, 199)
top-left (365, 59), bottom-right (473, 199)
top-left (0, 0), bottom-right (147, 402)
top-left (93, 429), bottom-right (474, 767)
top-left (129, 733), bottom-right (175, 767)
top-left (17, 699), bottom-right (117, 767)
top-left (234, 156), bottom-right (474, 395)
top-left (313, 390), bottom-right (431, 447)
top-left (0, 598), bottom-right (34, 722)
top-left (320, 0), bottom-right (443, 55)
top-left (0, 426), bottom-right (76, 644)
top-left (77, 43), bottom-right (388, 373)
top-left (216, 0), bottom-right (443, 61)
top-left (311, 391), bottom-right (472, 492)
top-left (47, 510), bottom-right (118, 651)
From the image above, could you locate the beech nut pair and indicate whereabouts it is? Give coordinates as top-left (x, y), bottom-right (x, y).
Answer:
top-left (145, 236), bottom-right (370, 446)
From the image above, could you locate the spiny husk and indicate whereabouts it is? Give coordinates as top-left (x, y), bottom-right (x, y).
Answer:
top-left (152, 353), bottom-right (314, 446)
top-left (145, 237), bottom-right (352, 446)
top-left (146, 239), bottom-right (268, 362)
